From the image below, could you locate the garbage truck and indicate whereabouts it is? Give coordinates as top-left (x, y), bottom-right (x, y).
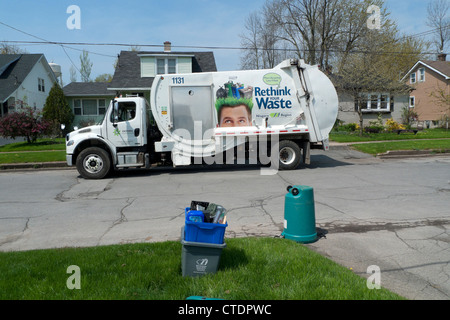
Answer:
top-left (65, 59), bottom-right (338, 179)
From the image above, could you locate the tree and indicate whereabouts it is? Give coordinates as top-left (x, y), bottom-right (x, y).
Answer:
top-left (0, 42), bottom-right (27, 54)
top-left (335, 51), bottom-right (413, 136)
top-left (79, 50), bottom-right (92, 82)
top-left (43, 83), bottom-right (74, 136)
top-left (70, 65), bottom-right (77, 83)
top-left (94, 73), bottom-right (112, 82)
top-left (426, 0), bottom-right (450, 53)
top-left (0, 104), bottom-right (51, 143)
top-left (241, 0), bottom-right (392, 71)
top-left (240, 10), bottom-right (290, 69)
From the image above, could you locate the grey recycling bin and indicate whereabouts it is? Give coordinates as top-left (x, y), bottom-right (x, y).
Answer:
top-left (181, 239), bottom-right (226, 277)
top-left (180, 227), bottom-right (226, 277)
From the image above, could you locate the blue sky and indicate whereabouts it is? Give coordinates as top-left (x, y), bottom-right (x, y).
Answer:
top-left (0, 0), bottom-right (435, 85)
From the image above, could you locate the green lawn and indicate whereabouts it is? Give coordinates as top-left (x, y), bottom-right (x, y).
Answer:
top-left (0, 151), bottom-right (66, 164)
top-left (329, 128), bottom-right (450, 143)
top-left (0, 237), bottom-right (403, 300)
top-left (351, 139), bottom-right (450, 155)
top-left (330, 128), bottom-right (450, 155)
top-left (0, 138), bottom-right (65, 152)
top-left (0, 138), bottom-right (66, 164)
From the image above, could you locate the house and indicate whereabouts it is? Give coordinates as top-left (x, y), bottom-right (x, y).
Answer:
top-left (109, 42), bottom-right (217, 99)
top-left (64, 41), bottom-right (217, 127)
top-left (336, 92), bottom-right (410, 127)
top-left (329, 73), bottom-right (411, 127)
top-left (63, 82), bottom-right (114, 128)
top-left (401, 53), bottom-right (450, 128)
top-left (0, 54), bottom-right (58, 117)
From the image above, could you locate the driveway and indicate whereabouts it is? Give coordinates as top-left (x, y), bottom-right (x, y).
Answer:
top-left (0, 148), bottom-right (449, 300)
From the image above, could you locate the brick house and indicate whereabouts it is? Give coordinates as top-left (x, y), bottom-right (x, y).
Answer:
top-left (401, 53), bottom-right (450, 128)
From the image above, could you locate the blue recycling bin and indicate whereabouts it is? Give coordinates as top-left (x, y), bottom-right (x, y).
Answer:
top-left (282, 185), bottom-right (317, 243)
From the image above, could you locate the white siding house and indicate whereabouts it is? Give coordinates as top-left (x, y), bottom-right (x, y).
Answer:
top-left (0, 54), bottom-right (58, 116)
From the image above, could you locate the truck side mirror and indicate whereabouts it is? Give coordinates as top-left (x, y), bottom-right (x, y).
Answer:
top-left (113, 100), bottom-right (119, 127)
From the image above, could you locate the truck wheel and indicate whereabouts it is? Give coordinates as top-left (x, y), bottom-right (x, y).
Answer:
top-left (277, 140), bottom-right (301, 170)
top-left (76, 147), bottom-right (111, 179)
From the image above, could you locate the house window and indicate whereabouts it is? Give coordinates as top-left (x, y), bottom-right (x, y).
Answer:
top-left (359, 93), bottom-right (392, 112)
top-left (410, 72), bottom-right (416, 84)
top-left (156, 58), bottom-right (177, 74)
top-left (38, 78), bottom-right (45, 92)
top-left (156, 59), bottom-right (165, 74)
top-left (74, 99), bottom-right (81, 115)
top-left (73, 99), bottom-right (107, 116)
top-left (98, 99), bottom-right (106, 114)
top-left (83, 99), bottom-right (97, 115)
top-left (409, 96), bottom-right (415, 108)
top-left (168, 59), bottom-right (176, 73)
top-left (418, 68), bottom-right (425, 82)
top-left (380, 94), bottom-right (388, 110)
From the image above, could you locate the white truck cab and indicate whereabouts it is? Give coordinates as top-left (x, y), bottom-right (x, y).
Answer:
top-left (66, 97), bottom-right (153, 179)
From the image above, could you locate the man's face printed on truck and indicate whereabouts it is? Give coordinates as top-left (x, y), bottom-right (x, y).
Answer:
top-left (219, 104), bottom-right (251, 127)
top-left (215, 96), bottom-right (254, 128)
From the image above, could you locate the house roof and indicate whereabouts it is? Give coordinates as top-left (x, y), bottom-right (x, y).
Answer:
top-left (0, 54), bottom-right (46, 103)
top-left (63, 82), bottom-right (113, 97)
top-left (329, 73), bottom-right (413, 94)
top-left (108, 50), bottom-right (217, 91)
top-left (401, 59), bottom-right (450, 81)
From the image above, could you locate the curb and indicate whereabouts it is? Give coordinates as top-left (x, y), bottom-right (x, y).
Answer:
top-left (0, 161), bottom-right (72, 171)
top-left (1, 150), bottom-right (449, 172)
top-left (376, 150), bottom-right (450, 159)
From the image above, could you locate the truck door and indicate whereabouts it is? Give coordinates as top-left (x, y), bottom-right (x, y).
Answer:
top-left (170, 86), bottom-right (214, 141)
top-left (107, 100), bottom-right (143, 147)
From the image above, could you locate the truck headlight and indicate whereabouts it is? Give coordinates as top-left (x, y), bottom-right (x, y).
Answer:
top-left (67, 140), bottom-right (74, 147)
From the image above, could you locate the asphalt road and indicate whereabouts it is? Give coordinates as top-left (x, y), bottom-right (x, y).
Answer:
top-left (0, 148), bottom-right (449, 300)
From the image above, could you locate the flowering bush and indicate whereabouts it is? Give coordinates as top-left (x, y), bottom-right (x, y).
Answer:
top-left (0, 107), bottom-right (51, 143)
top-left (385, 118), bottom-right (405, 131)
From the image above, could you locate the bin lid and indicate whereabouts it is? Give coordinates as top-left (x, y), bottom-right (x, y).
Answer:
top-left (181, 239), bottom-right (227, 249)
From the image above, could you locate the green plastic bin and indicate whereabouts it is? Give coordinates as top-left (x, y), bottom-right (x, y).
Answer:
top-left (282, 185), bottom-right (317, 243)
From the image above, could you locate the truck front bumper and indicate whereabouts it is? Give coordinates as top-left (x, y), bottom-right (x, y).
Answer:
top-left (66, 155), bottom-right (73, 166)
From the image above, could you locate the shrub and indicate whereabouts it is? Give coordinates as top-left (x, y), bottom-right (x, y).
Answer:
top-left (0, 107), bottom-right (51, 143)
top-left (335, 122), bottom-right (360, 132)
top-left (365, 114), bottom-right (385, 133)
top-left (385, 118), bottom-right (405, 131)
top-left (43, 83), bottom-right (74, 136)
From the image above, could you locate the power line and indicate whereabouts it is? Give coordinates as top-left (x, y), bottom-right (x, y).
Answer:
top-left (0, 20), bottom-right (115, 70)
top-left (2, 39), bottom-right (446, 56)
top-left (1, 21), bottom-right (448, 59)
